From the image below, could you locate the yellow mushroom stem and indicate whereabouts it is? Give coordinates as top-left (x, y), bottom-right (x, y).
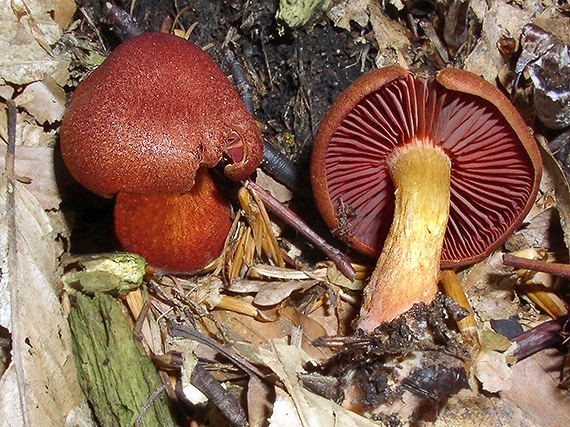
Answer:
top-left (357, 143), bottom-right (452, 333)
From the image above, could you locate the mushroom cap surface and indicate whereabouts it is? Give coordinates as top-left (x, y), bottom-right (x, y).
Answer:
top-left (60, 32), bottom-right (263, 198)
top-left (311, 66), bottom-right (542, 267)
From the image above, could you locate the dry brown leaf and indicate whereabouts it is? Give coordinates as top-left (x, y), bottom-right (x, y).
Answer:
top-left (247, 375), bottom-right (274, 427)
top-left (502, 348), bottom-right (570, 427)
top-left (227, 278), bottom-right (319, 306)
top-left (256, 168), bottom-right (293, 204)
top-left (0, 0), bottom-right (70, 85)
top-left (461, 252), bottom-right (522, 322)
top-left (52, 0), bottom-right (76, 30)
top-left (15, 76), bottom-right (66, 125)
top-left (0, 177), bottom-right (85, 426)
top-left (537, 137), bottom-right (570, 252)
top-left (464, 1), bottom-right (534, 81)
top-left (259, 339), bottom-right (381, 427)
top-left (0, 144), bottom-right (63, 210)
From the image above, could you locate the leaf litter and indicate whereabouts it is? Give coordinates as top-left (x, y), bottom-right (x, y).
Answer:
top-left (2, 0), bottom-right (570, 426)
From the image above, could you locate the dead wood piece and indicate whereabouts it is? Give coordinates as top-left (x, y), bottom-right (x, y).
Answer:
top-left (68, 293), bottom-right (177, 427)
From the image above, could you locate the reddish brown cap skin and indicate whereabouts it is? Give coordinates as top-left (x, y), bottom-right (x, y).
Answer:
top-left (114, 168), bottom-right (232, 273)
top-left (60, 32), bottom-right (263, 198)
top-left (311, 66), bottom-right (542, 267)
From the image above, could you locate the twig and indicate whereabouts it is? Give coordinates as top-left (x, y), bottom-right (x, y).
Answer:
top-left (246, 180), bottom-right (356, 281)
top-left (102, 2), bottom-right (144, 40)
top-left (170, 324), bottom-right (266, 379)
top-left (223, 44), bottom-right (303, 192)
top-left (79, 7), bottom-right (107, 52)
top-left (510, 317), bottom-right (567, 361)
top-left (190, 364), bottom-right (247, 427)
top-left (134, 386), bottom-right (165, 427)
top-left (503, 253), bottom-right (570, 280)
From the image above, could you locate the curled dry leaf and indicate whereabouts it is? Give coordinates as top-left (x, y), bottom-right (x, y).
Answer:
top-left (463, 1), bottom-right (534, 80)
top-left (227, 278), bottom-right (320, 306)
top-left (0, 178), bottom-right (84, 425)
top-left (326, 0), bottom-right (411, 68)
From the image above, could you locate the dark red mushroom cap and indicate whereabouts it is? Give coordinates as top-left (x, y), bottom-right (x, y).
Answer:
top-left (311, 66), bottom-right (542, 267)
top-left (60, 32), bottom-right (263, 198)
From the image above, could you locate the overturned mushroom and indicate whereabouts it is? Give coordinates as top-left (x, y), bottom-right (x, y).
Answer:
top-left (60, 32), bottom-right (263, 272)
top-left (311, 66), bottom-right (542, 333)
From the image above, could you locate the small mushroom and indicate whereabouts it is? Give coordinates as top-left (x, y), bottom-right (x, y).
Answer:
top-left (60, 32), bottom-right (263, 272)
top-left (311, 66), bottom-right (542, 332)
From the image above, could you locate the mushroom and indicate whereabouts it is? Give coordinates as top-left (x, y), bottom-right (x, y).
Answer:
top-left (60, 32), bottom-right (263, 272)
top-left (311, 66), bottom-right (542, 333)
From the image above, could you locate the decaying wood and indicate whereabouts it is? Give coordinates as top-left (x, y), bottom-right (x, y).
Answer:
top-left (68, 293), bottom-right (177, 427)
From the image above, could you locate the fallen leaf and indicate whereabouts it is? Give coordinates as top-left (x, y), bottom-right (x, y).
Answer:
top-left (0, 145), bottom-right (63, 211)
top-left (259, 339), bottom-right (381, 427)
top-left (0, 0), bottom-right (70, 85)
top-left (464, 1), bottom-right (534, 81)
top-left (327, 0), bottom-right (411, 68)
top-left (15, 76), bottom-right (66, 124)
top-left (502, 348), bottom-right (570, 427)
top-left (474, 350), bottom-right (513, 393)
top-left (0, 177), bottom-right (85, 426)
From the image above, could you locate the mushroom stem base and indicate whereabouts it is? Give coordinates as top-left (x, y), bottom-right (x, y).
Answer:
top-left (357, 145), bottom-right (451, 333)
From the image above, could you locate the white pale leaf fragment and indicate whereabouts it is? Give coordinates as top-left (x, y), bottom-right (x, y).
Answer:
top-left (268, 391), bottom-right (303, 427)
top-left (15, 76), bottom-right (66, 124)
top-left (0, 176), bottom-right (84, 425)
top-left (474, 350), bottom-right (513, 393)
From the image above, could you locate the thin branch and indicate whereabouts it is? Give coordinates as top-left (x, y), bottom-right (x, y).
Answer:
top-left (170, 324), bottom-right (266, 379)
top-left (503, 253), bottom-right (570, 280)
top-left (511, 317), bottom-right (567, 361)
top-left (246, 180), bottom-right (356, 281)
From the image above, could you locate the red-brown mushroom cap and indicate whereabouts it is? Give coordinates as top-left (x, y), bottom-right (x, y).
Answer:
top-left (60, 32), bottom-right (263, 198)
top-left (311, 66), bottom-right (542, 267)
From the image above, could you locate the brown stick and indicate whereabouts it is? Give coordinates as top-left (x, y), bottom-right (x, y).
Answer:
top-left (511, 317), bottom-right (567, 361)
top-left (503, 253), bottom-right (570, 280)
top-left (246, 180), bottom-right (356, 280)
